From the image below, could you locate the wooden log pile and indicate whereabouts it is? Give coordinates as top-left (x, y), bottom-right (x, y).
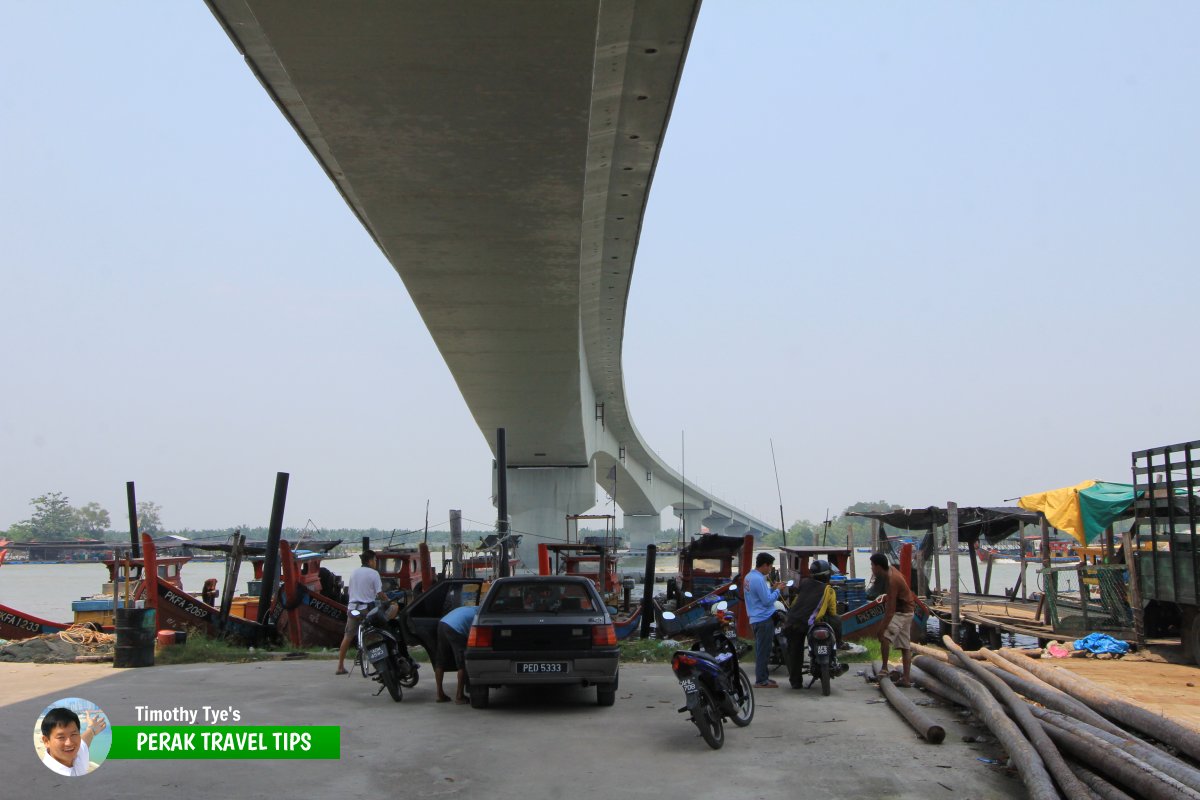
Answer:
top-left (903, 637), bottom-right (1200, 800)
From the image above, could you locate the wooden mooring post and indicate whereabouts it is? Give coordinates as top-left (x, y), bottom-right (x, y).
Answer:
top-left (449, 509), bottom-right (463, 579)
top-left (947, 502), bottom-right (961, 641)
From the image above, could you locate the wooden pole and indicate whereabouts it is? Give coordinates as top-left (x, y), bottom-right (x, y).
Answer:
top-left (123, 553), bottom-right (131, 609)
top-left (948, 502), bottom-right (961, 639)
top-left (931, 523), bottom-right (942, 593)
top-left (1019, 522), bottom-right (1028, 600)
top-left (218, 532), bottom-right (244, 634)
top-left (968, 539), bottom-right (983, 595)
top-left (996, 649), bottom-right (1200, 762)
top-left (1122, 528), bottom-right (1144, 646)
top-left (847, 529), bottom-right (855, 578)
top-left (982, 547), bottom-right (994, 595)
top-left (256, 472), bottom-right (289, 635)
top-left (639, 544), bottom-right (656, 639)
top-left (1032, 708), bottom-right (1200, 794)
top-left (870, 518), bottom-right (881, 552)
top-left (878, 674), bottom-right (945, 743)
top-left (113, 551), bottom-right (122, 618)
top-left (1037, 715), bottom-right (1200, 800)
top-left (449, 510), bottom-right (463, 579)
top-left (125, 481), bottom-right (141, 559)
top-left (944, 637), bottom-right (1090, 799)
top-left (912, 655), bottom-right (1060, 800)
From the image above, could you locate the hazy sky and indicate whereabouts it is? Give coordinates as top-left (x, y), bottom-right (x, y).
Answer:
top-left (2, 2), bottom-right (1197, 535)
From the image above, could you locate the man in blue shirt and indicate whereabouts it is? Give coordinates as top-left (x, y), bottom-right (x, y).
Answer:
top-left (745, 552), bottom-right (782, 687)
top-left (436, 604), bottom-right (478, 704)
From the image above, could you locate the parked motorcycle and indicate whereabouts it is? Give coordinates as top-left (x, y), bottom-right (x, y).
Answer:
top-left (768, 579), bottom-right (795, 672)
top-left (662, 592), bottom-right (755, 750)
top-left (804, 617), bottom-right (848, 696)
top-left (352, 598), bottom-right (420, 702)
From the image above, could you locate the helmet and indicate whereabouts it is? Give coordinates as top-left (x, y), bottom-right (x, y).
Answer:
top-left (809, 559), bottom-right (832, 582)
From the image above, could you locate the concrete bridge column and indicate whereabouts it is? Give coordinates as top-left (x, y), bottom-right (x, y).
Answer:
top-left (674, 507), bottom-right (707, 538)
top-left (622, 514), bottom-right (661, 551)
top-left (505, 467), bottom-right (595, 570)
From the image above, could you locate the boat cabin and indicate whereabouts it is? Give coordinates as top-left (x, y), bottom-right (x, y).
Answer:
top-left (677, 534), bottom-right (752, 597)
top-left (777, 546), bottom-right (852, 585)
top-left (541, 543), bottom-right (619, 595)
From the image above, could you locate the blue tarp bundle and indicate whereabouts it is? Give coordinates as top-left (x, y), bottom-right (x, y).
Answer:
top-left (1073, 632), bottom-right (1130, 655)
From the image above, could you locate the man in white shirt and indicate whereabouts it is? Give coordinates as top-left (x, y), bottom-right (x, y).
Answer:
top-left (40, 707), bottom-right (106, 776)
top-left (336, 550), bottom-right (397, 675)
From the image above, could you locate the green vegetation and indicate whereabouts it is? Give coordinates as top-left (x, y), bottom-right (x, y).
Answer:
top-left (619, 634), bottom-right (881, 667)
top-left (152, 631), bottom-right (436, 666)
top-left (154, 633), bottom-right (274, 665)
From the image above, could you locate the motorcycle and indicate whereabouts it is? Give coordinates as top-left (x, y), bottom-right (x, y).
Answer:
top-left (662, 591), bottom-right (755, 750)
top-left (352, 597), bottom-right (420, 702)
top-left (768, 579), bottom-right (795, 672)
top-left (804, 617), bottom-right (849, 696)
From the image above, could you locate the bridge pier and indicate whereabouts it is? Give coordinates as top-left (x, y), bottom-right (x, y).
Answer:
top-left (673, 507), bottom-right (707, 539)
top-left (505, 466), bottom-right (594, 569)
top-left (622, 514), bottom-right (661, 551)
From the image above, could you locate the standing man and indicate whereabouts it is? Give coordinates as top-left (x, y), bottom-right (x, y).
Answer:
top-left (336, 549), bottom-right (397, 676)
top-left (435, 604), bottom-right (478, 704)
top-left (870, 553), bottom-right (916, 687)
top-left (783, 559), bottom-right (839, 688)
top-left (745, 551), bottom-right (783, 688)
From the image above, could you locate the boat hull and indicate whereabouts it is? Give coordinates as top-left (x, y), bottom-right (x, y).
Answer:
top-left (840, 597), bottom-right (930, 643)
top-left (154, 581), bottom-right (266, 644)
top-left (274, 584), bottom-right (348, 649)
top-left (0, 602), bottom-right (69, 640)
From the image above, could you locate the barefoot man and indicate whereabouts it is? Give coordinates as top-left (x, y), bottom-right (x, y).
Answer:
top-left (870, 553), bottom-right (916, 686)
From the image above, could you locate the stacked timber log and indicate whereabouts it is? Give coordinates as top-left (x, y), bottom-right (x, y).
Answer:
top-left (905, 636), bottom-right (1200, 800)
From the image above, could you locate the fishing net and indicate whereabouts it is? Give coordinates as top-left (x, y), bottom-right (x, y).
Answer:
top-left (1042, 564), bottom-right (1132, 634)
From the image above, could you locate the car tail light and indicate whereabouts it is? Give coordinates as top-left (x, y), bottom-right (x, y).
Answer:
top-left (672, 653), bottom-right (698, 671)
top-left (591, 624), bottom-right (617, 646)
top-left (467, 625), bottom-right (492, 648)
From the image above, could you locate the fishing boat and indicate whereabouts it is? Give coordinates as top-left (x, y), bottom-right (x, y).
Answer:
top-left (274, 540), bottom-right (350, 649)
top-left (541, 515), bottom-right (643, 639)
top-left (0, 604), bottom-right (71, 640)
top-left (652, 533), bottom-right (754, 635)
top-left (136, 534), bottom-right (268, 644)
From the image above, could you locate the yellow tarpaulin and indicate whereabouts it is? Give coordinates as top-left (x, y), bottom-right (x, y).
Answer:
top-left (1017, 480), bottom-right (1097, 546)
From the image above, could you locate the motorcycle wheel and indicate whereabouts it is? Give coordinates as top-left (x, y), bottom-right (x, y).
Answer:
top-left (693, 685), bottom-right (725, 750)
top-left (819, 661), bottom-right (831, 697)
top-left (379, 659), bottom-right (402, 703)
top-left (729, 668), bottom-right (754, 727)
top-left (399, 660), bottom-right (419, 688)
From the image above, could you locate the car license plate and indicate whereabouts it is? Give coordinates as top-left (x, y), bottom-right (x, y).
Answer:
top-left (816, 645), bottom-right (829, 655)
top-left (367, 645), bottom-right (387, 662)
top-left (516, 661), bottom-right (567, 674)
top-left (679, 678), bottom-right (697, 693)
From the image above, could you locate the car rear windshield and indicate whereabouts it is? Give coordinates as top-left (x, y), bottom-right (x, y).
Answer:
top-left (484, 581), bottom-right (599, 614)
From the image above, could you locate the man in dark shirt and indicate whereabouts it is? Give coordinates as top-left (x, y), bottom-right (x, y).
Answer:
top-left (870, 553), bottom-right (916, 687)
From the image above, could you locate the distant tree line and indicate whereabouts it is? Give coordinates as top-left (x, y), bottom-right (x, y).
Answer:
top-left (2, 492), bottom-right (163, 542)
top-left (756, 500), bottom-right (904, 548)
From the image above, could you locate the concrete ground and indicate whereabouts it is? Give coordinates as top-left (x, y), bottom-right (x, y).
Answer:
top-left (1, 660), bottom-right (1024, 799)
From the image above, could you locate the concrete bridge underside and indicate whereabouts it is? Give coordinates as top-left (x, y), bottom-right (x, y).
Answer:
top-left (207, 0), bottom-right (776, 551)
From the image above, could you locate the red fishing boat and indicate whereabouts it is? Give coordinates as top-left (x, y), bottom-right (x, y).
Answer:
top-left (138, 534), bottom-right (268, 644)
top-left (273, 540), bottom-right (352, 649)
